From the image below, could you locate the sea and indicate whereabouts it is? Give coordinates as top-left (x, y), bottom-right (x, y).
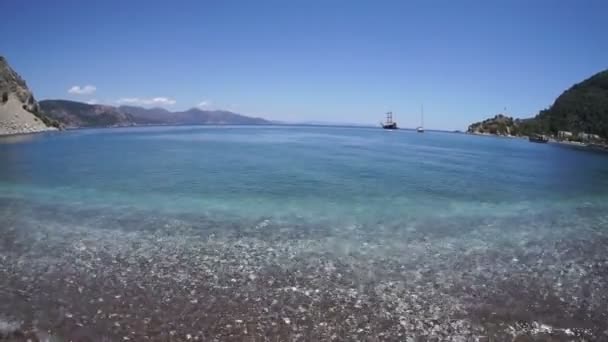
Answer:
top-left (1, 125), bottom-right (607, 340)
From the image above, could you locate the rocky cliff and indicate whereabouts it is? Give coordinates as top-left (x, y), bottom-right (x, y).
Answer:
top-left (0, 56), bottom-right (58, 135)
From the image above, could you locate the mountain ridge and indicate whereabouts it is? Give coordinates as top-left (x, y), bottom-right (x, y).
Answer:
top-left (40, 100), bottom-right (270, 128)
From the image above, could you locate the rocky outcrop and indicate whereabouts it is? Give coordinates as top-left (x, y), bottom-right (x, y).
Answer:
top-left (0, 56), bottom-right (58, 135)
top-left (467, 114), bottom-right (521, 136)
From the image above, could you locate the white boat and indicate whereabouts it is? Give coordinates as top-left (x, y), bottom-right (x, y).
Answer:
top-left (416, 105), bottom-right (424, 133)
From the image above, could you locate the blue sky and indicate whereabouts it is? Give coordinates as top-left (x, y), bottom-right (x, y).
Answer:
top-left (1, 0), bottom-right (607, 129)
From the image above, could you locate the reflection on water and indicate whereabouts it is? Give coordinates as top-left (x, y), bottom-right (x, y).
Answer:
top-left (0, 132), bottom-right (42, 144)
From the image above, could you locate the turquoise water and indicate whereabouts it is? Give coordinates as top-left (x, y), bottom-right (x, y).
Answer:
top-left (2, 126), bottom-right (608, 339)
top-left (2, 125), bottom-right (607, 224)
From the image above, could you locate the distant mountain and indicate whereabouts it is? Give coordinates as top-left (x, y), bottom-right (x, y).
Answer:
top-left (0, 56), bottom-right (59, 135)
top-left (292, 120), bottom-right (373, 127)
top-left (39, 101), bottom-right (270, 128)
top-left (468, 69), bottom-right (608, 139)
top-left (171, 108), bottom-right (269, 125)
top-left (117, 106), bottom-right (171, 124)
top-left (40, 100), bottom-right (136, 128)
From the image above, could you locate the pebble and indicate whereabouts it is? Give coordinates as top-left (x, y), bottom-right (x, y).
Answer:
top-left (1, 203), bottom-right (605, 341)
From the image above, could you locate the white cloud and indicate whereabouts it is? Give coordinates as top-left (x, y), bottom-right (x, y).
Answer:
top-left (86, 99), bottom-right (98, 105)
top-left (68, 85), bottom-right (96, 95)
top-left (197, 100), bottom-right (212, 108)
top-left (117, 97), bottom-right (176, 106)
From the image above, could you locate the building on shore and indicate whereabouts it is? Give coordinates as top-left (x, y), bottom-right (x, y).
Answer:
top-left (578, 132), bottom-right (602, 142)
top-left (557, 131), bottom-right (573, 140)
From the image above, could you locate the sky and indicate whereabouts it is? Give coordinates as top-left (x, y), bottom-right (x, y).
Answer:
top-left (1, 0), bottom-right (607, 130)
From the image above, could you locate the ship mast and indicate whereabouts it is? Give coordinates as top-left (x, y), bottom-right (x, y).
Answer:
top-left (386, 111), bottom-right (393, 124)
top-left (421, 105), bottom-right (424, 128)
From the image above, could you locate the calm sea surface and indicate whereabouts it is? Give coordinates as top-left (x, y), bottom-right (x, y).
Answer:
top-left (1, 125), bottom-right (608, 339)
top-left (2, 125), bottom-right (607, 223)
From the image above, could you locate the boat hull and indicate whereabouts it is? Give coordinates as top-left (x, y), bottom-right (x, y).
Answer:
top-left (529, 136), bottom-right (549, 143)
top-left (382, 123), bottom-right (398, 129)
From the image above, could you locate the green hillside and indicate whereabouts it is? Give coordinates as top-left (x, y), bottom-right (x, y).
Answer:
top-left (532, 70), bottom-right (608, 138)
top-left (469, 69), bottom-right (608, 139)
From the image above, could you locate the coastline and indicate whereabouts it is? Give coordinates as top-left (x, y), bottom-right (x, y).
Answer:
top-left (467, 131), bottom-right (608, 152)
top-left (466, 131), bottom-right (526, 140)
top-left (552, 140), bottom-right (608, 152)
top-left (0, 126), bottom-right (58, 137)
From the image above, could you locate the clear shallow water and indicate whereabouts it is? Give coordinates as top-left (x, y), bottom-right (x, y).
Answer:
top-left (1, 126), bottom-right (608, 340)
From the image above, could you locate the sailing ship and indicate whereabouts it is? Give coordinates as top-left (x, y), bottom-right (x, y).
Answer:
top-left (381, 111), bottom-right (398, 129)
top-left (416, 105), bottom-right (424, 133)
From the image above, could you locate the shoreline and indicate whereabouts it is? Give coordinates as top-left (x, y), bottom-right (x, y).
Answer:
top-left (467, 131), bottom-right (608, 152)
top-left (0, 126), bottom-right (58, 137)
